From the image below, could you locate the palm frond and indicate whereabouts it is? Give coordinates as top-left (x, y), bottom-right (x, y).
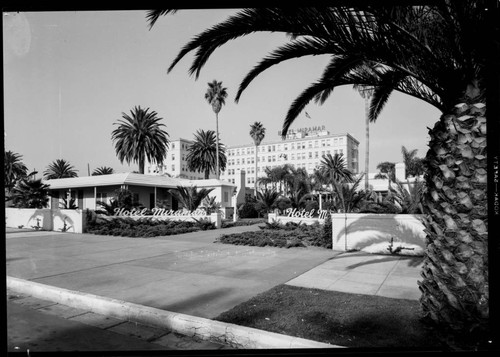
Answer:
top-left (146, 10), bottom-right (177, 29)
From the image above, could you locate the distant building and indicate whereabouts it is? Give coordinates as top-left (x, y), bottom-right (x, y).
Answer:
top-left (145, 138), bottom-right (214, 180)
top-left (221, 126), bottom-right (360, 188)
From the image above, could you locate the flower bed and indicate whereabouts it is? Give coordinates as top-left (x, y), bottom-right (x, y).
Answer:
top-left (85, 216), bottom-right (215, 238)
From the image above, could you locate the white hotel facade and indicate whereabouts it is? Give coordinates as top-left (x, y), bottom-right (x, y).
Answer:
top-left (147, 126), bottom-right (360, 189)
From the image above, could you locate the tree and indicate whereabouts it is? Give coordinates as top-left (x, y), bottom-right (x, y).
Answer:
top-left (43, 159), bottom-right (78, 180)
top-left (255, 187), bottom-right (281, 214)
top-left (318, 153), bottom-right (354, 184)
top-left (249, 121), bottom-right (266, 196)
top-left (92, 166), bottom-right (114, 176)
top-left (9, 172), bottom-right (50, 209)
top-left (331, 174), bottom-right (369, 213)
top-left (355, 85), bottom-right (374, 190)
top-left (4, 150), bottom-right (28, 194)
top-left (186, 129), bottom-right (227, 179)
top-left (148, 3), bottom-right (495, 336)
top-left (375, 161), bottom-right (396, 181)
top-left (111, 106), bottom-right (170, 174)
top-left (170, 186), bottom-right (214, 211)
top-left (204, 80), bottom-right (228, 179)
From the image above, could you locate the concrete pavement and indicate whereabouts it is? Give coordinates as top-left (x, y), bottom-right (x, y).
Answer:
top-left (6, 225), bottom-right (423, 350)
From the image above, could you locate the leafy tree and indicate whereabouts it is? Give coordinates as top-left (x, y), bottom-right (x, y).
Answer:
top-left (387, 179), bottom-right (426, 214)
top-left (43, 159), bottom-right (78, 180)
top-left (375, 161), bottom-right (396, 181)
top-left (8, 172), bottom-right (50, 208)
top-left (202, 196), bottom-right (221, 214)
top-left (92, 166), bottom-right (114, 176)
top-left (4, 150), bottom-right (28, 194)
top-left (149, 5), bottom-right (495, 334)
top-left (249, 121), bottom-right (266, 196)
top-left (255, 187), bottom-right (281, 214)
top-left (171, 186), bottom-right (214, 211)
top-left (186, 129), bottom-right (227, 179)
top-left (205, 80), bottom-right (228, 179)
top-left (330, 174), bottom-right (368, 213)
top-left (111, 106), bottom-right (169, 174)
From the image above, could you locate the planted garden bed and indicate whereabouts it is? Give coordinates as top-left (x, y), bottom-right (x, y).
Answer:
top-left (216, 219), bottom-right (332, 249)
top-left (85, 216), bottom-right (215, 238)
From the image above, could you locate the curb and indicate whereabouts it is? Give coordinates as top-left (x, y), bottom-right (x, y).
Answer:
top-left (7, 276), bottom-right (341, 349)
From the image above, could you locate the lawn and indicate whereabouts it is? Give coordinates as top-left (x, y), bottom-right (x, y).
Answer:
top-left (215, 284), bottom-right (470, 351)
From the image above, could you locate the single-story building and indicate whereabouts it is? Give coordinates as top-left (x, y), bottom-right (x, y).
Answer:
top-left (43, 172), bottom-right (239, 212)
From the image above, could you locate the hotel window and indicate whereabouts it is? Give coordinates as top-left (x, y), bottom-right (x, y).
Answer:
top-left (339, 138), bottom-right (344, 144)
top-left (322, 151), bottom-right (325, 157)
top-left (291, 153), bottom-right (295, 160)
top-left (272, 145), bottom-right (276, 151)
top-left (172, 165), bottom-right (175, 171)
top-left (327, 139), bottom-right (331, 146)
top-left (242, 158), bottom-right (245, 164)
top-left (284, 144), bottom-right (288, 150)
top-left (272, 156), bottom-right (276, 162)
top-left (267, 146), bottom-right (271, 152)
top-left (314, 140), bottom-right (318, 147)
top-left (172, 143), bottom-right (175, 149)
top-left (291, 143), bottom-right (295, 150)
top-left (308, 152), bottom-right (312, 159)
top-left (334, 138), bottom-right (338, 145)
top-left (302, 153), bottom-right (306, 160)
top-left (237, 150), bottom-right (240, 155)
top-left (237, 159), bottom-right (240, 165)
top-left (171, 154), bottom-right (175, 160)
top-left (321, 140), bottom-right (326, 147)
top-left (302, 142), bottom-right (306, 149)
top-left (315, 151), bottom-right (319, 158)
top-left (308, 142), bottom-right (312, 148)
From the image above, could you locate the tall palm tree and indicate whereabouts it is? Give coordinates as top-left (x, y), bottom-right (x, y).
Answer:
top-left (249, 121), bottom-right (266, 196)
top-left (92, 166), bottom-right (114, 176)
top-left (148, 3), bottom-right (495, 335)
top-left (205, 80), bottom-right (228, 179)
top-left (4, 150), bottom-right (28, 194)
top-left (186, 129), bottom-right (227, 179)
top-left (319, 153), bottom-right (354, 185)
top-left (111, 106), bottom-right (170, 174)
top-left (43, 159), bottom-right (78, 180)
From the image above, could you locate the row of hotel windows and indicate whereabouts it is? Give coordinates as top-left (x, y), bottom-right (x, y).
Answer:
top-left (228, 138), bottom-right (346, 156)
top-left (228, 149), bottom-right (344, 166)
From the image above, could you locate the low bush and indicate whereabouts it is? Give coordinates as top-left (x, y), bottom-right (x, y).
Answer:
top-left (86, 216), bottom-right (214, 238)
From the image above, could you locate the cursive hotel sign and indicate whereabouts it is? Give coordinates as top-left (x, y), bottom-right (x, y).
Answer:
top-left (284, 208), bottom-right (330, 220)
top-left (113, 208), bottom-right (207, 217)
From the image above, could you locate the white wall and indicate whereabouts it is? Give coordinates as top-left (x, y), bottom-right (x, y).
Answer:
top-left (5, 208), bottom-right (86, 233)
top-left (332, 213), bottom-right (425, 256)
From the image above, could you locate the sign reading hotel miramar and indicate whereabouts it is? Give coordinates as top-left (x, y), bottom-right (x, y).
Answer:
top-left (278, 125), bottom-right (326, 137)
top-left (113, 208), bottom-right (207, 217)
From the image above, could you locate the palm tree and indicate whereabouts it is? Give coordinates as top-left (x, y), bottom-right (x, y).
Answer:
top-left (205, 80), bottom-right (228, 179)
top-left (171, 186), bottom-right (214, 211)
top-left (255, 187), bottom-right (281, 214)
top-left (111, 106), bottom-right (170, 174)
top-left (92, 166), bottom-right (114, 176)
top-left (319, 153), bottom-right (354, 185)
top-left (43, 159), bottom-right (78, 180)
top-left (4, 150), bottom-right (28, 194)
top-left (186, 130), bottom-right (227, 179)
top-left (249, 121), bottom-right (266, 196)
top-left (331, 174), bottom-right (368, 213)
top-left (148, 4), bottom-right (494, 334)
top-left (401, 146), bottom-right (426, 178)
top-left (9, 172), bottom-right (50, 208)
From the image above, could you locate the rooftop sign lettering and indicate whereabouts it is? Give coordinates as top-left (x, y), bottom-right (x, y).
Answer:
top-left (278, 125), bottom-right (326, 137)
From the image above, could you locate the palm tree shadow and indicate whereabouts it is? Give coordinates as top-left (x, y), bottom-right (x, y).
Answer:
top-left (336, 214), bottom-right (426, 255)
top-left (346, 255), bottom-right (423, 270)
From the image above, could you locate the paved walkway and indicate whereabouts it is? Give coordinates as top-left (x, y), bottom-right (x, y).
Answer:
top-left (6, 225), bottom-right (338, 319)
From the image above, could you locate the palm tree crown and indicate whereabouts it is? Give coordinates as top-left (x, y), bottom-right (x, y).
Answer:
top-left (43, 159), bottom-right (78, 180)
top-left (92, 166), bottom-right (115, 176)
top-left (111, 106), bottom-right (170, 174)
top-left (5, 150), bottom-right (28, 191)
top-left (186, 130), bottom-right (227, 179)
top-left (319, 153), bottom-right (354, 184)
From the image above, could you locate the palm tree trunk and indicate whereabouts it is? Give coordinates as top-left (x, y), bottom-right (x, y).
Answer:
top-left (364, 96), bottom-right (370, 191)
top-left (419, 99), bottom-right (488, 336)
top-left (254, 145), bottom-right (258, 197)
top-left (139, 155), bottom-right (145, 174)
top-left (215, 112), bottom-right (220, 180)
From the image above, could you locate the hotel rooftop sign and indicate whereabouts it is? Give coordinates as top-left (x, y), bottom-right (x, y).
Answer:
top-left (278, 125), bottom-right (327, 138)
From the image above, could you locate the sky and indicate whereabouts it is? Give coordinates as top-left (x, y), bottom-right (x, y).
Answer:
top-left (3, 9), bottom-right (442, 177)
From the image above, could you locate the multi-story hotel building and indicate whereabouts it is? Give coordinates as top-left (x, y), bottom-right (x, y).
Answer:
top-left (146, 127), bottom-right (359, 189)
top-left (146, 138), bottom-right (214, 180)
top-left (221, 126), bottom-right (360, 188)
